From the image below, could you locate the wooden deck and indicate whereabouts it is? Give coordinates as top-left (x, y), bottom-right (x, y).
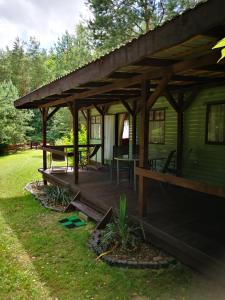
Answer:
top-left (40, 168), bottom-right (225, 280)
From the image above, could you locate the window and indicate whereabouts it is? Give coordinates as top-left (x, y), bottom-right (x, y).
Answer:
top-left (149, 109), bottom-right (165, 144)
top-left (91, 116), bottom-right (101, 139)
top-left (122, 119), bottom-right (129, 139)
top-left (206, 103), bottom-right (225, 144)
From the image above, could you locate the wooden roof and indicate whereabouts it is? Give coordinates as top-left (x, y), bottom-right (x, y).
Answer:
top-left (14, 0), bottom-right (225, 110)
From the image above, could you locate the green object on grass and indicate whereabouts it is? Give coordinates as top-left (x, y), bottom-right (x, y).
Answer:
top-left (59, 215), bottom-right (86, 229)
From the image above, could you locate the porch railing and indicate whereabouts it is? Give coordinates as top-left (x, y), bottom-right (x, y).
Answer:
top-left (135, 167), bottom-right (225, 199)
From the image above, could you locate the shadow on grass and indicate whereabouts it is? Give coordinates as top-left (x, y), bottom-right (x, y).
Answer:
top-left (0, 193), bottom-right (224, 300)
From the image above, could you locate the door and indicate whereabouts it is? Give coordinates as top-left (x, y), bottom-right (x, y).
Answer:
top-left (104, 115), bottom-right (115, 161)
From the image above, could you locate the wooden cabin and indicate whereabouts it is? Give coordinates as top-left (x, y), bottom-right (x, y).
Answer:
top-left (15, 0), bottom-right (225, 279)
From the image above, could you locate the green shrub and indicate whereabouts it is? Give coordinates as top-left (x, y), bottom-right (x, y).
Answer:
top-left (43, 185), bottom-right (72, 207)
top-left (56, 124), bottom-right (87, 146)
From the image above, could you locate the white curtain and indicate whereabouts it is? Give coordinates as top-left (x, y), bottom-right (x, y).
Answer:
top-left (104, 115), bottom-right (115, 160)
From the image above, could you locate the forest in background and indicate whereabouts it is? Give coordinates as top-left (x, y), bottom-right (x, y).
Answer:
top-left (0, 0), bottom-right (202, 146)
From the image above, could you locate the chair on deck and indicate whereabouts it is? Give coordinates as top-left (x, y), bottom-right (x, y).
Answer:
top-left (162, 150), bottom-right (177, 174)
top-left (149, 150), bottom-right (176, 174)
top-left (49, 146), bottom-right (69, 173)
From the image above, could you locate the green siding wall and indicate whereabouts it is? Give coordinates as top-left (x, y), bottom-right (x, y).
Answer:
top-left (88, 87), bottom-right (225, 188)
top-left (148, 97), bottom-right (177, 158)
top-left (183, 86), bottom-right (225, 187)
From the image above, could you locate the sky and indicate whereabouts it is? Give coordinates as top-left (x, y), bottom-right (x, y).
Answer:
top-left (0, 0), bottom-right (91, 49)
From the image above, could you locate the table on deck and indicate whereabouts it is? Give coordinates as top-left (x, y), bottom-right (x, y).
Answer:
top-left (114, 155), bottom-right (139, 190)
top-left (114, 155), bottom-right (167, 190)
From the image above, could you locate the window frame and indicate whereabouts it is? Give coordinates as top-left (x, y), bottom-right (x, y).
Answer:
top-left (90, 115), bottom-right (102, 140)
top-left (205, 101), bottom-right (225, 145)
top-left (149, 108), bottom-right (166, 145)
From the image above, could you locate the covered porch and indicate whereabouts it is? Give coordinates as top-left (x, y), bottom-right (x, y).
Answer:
top-left (15, 0), bottom-right (225, 278)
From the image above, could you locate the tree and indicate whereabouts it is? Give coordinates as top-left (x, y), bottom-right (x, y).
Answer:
top-left (26, 37), bottom-right (51, 91)
top-left (0, 81), bottom-right (32, 144)
top-left (86, 0), bottom-right (203, 54)
top-left (51, 24), bottom-right (93, 77)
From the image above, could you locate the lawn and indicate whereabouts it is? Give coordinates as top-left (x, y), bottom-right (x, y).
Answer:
top-left (0, 150), bottom-right (221, 300)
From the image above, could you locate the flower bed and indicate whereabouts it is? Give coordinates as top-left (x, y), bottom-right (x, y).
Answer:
top-left (25, 181), bottom-right (72, 212)
top-left (88, 229), bottom-right (175, 269)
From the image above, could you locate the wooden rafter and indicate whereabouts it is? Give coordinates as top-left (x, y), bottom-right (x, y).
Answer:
top-left (37, 52), bottom-right (219, 109)
top-left (15, 0), bottom-right (225, 109)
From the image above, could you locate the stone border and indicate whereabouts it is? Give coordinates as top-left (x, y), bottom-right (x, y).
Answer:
top-left (25, 181), bottom-right (65, 212)
top-left (88, 229), bottom-right (175, 269)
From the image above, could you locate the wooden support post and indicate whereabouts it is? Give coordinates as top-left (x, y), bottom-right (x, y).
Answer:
top-left (132, 102), bottom-right (137, 156)
top-left (87, 109), bottom-right (90, 164)
top-left (41, 107), bottom-right (48, 185)
top-left (94, 104), bottom-right (105, 165)
top-left (138, 81), bottom-right (150, 216)
top-left (177, 94), bottom-right (184, 176)
top-left (101, 113), bottom-right (105, 165)
top-left (115, 114), bottom-right (119, 147)
top-left (72, 102), bottom-right (79, 184)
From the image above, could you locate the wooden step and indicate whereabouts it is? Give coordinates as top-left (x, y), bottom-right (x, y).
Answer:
top-left (71, 200), bottom-right (103, 222)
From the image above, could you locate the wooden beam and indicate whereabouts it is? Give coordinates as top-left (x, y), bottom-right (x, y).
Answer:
top-left (81, 109), bottom-right (87, 121)
top-left (101, 113), bottom-right (105, 165)
top-left (121, 100), bottom-right (134, 116)
top-left (135, 168), bottom-right (225, 199)
top-left (68, 103), bottom-right (74, 117)
top-left (93, 104), bottom-right (104, 115)
top-left (93, 104), bottom-right (106, 165)
top-left (37, 52), bottom-right (220, 109)
top-left (87, 109), bottom-right (90, 163)
top-left (139, 81), bottom-right (150, 217)
top-left (147, 72), bottom-right (173, 109)
top-left (40, 107), bottom-right (48, 185)
top-left (46, 107), bottom-right (60, 121)
top-left (132, 102), bottom-right (137, 155)
top-left (72, 102), bottom-right (79, 184)
top-left (15, 0), bottom-right (225, 109)
top-left (176, 93), bottom-right (184, 176)
top-left (164, 89), bottom-right (179, 112)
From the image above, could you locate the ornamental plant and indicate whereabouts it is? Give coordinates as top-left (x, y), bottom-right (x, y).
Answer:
top-left (101, 195), bottom-right (143, 251)
top-left (213, 37), bottom-right (225, 62)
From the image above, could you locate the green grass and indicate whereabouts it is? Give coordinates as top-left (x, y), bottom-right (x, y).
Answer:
top-left (0, 150), bottom-right (222, 300)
